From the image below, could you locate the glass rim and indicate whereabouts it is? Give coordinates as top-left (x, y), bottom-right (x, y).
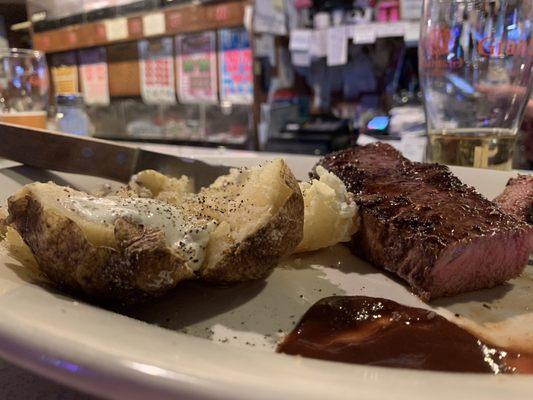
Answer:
top-left (0, 48), bottom-right (44, 59)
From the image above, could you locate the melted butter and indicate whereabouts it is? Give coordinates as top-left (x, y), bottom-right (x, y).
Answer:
top-left (61, 195), bottom-right (216, 271)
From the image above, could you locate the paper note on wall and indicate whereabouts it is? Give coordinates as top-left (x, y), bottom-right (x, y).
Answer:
top-left (327, 26), bottom-right (348, 66)
top-left (255, 34), bottom-right (276, 65)
top-left (176, 31), bottom-right (218, 104)
top-left (104, 17), bottom-right (128, 41)
top-left (79, 47), bottom-right (110, 105)
top-left (310, 29), bottom-right (327, 57)
top-left (254, 0), bottom-right (287, 35)
top-left (291, 50), bottom-right (311, 67)
top-left (352, 25), bottom-right (376, 44)
top-left (139, 38), bottom-right (176, 105)
top-left (218, 28), bottom-right (253, 105)
top-left (143, 12), bottom-right (165, 37)
top-left (289, 29), bottom-right (312, 51)
top-left (404, 21), bottom-right (420, 42)
top-left (376, 22), bottom-right (406, 38)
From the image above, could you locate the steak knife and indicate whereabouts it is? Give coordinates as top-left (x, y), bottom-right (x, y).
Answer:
top-left (0, 122), bottom-right (231, 188)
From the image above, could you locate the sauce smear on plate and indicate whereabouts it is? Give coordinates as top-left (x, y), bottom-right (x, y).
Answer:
top-left (278, 296), bottom-right (532, 373)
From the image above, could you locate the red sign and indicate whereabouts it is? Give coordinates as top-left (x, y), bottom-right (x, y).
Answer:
top-left (67, 31), bottom-right (77, 45)
top-left (167, 11), bottom-right (182, 29)
top-left (214, 5), bottom-right (228, 21)
top-left (95, 24), bottom-right (106, 41)
top-left (128, 18), bottom-right (143, 36)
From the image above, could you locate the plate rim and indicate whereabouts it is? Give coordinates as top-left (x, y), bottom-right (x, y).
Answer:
top-left (0, 157), bottom-right (531, 400)
top-left (0, 304), bottom-right (532, 400)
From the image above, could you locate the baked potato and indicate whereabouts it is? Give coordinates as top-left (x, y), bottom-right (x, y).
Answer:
top-left (0, 206), bottom-right (8, 237)
top-left (6, 183), bottom-right (200, 302)
top-left (295, 166), bottom-right (358, 253)
top-left (186, 159), bottom-right (304, 282)
top-left (126, 159), bottom-right (304, 281)
top-left (129, 164), bottom-right (357, 256)
top-left (4, 159), bottom-right (304, 302)
top-left (127, 169), bottom-right (193, 204)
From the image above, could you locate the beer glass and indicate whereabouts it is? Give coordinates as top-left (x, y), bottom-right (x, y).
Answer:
top-left (419, 0), bottom-right (533, 169)
top-left (0, 48), bottom-right (49, 129)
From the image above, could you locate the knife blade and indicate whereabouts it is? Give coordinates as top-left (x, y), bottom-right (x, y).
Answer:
top-left (0, 122), bottom-right (231, 188)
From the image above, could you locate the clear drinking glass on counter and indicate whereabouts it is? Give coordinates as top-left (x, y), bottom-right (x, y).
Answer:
top-left (0, 49), bottom-right (49, 129)
top-left (56, 94), bottom-right (92, 136)
top-left (419, 0), bottom-right (533, 169)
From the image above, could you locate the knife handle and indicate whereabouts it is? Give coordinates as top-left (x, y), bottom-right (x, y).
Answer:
top-left (0, 122), bottom-right (138, 182)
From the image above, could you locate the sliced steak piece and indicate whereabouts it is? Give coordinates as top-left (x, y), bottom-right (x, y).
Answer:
top-left (317, 143), bottom-right (531, 300)
top-left (494, 175), bottom-right (533, 224)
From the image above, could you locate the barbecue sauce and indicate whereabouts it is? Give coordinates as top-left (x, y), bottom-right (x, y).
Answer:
top-left (278, 296), bottom-right (533, 374)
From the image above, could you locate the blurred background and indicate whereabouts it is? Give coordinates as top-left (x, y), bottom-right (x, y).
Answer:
top-left (0, 0), bottom-right (531, 168)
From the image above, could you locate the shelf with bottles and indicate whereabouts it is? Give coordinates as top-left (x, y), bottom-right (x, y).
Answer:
top-left (349, 20), bottom-right (420, 45)
top-left (288, 20), bottom-right (420, 61)
top-left (286, 0), bottom-right (422, 68)
top-left (42, 13), bottom-right (259, 148)
top-left (48, 26), bottom-right (255, 111)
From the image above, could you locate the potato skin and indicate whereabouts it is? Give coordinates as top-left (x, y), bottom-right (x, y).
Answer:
top-left (0, 207), bottom-right (8, 237)
top-left (6, 159), bottom-right (305, 301)
top-left (200, 161), bottom-right (304, 282)
top-left (7, 192), bottom-right (194, 303)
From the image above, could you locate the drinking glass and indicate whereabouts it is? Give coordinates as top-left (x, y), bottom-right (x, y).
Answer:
top-left (419, 0), bottom-right (533, 169)
top-left (0, 48), bottom-right (49, 129)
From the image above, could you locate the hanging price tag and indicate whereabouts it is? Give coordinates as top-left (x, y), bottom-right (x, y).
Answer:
top-left (139, 38), bottom-right (176, 104)
top-left (79, 47), bottom-right (110, 106)
top-left (176, 31), bottom-right (218, 104)
top-left (50, 52), bottom-right (78, 95)
top-left (51, 66), bottom-right (78, 95)
top-left (218, 28), bottom-right (253, 104)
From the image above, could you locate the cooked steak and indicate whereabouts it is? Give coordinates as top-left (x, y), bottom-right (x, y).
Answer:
top-left (317, 143), bottom-right (531, 300)
top-left (494, 175), bottom-right (533, 224)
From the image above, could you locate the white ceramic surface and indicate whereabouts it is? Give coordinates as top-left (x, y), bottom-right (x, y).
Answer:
top-left (0, 156), bottom-right (531, 400)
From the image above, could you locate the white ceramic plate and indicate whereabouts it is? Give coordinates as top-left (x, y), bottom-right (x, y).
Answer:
top-left (0, 156), bottom-right (531, 400)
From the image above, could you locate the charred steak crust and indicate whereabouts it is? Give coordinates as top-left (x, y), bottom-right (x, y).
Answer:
top-left (317, 143), bottom-right (531, 300)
